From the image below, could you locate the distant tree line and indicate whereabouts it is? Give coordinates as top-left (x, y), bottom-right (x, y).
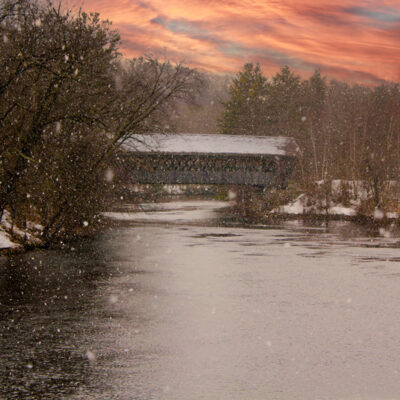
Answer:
top-left (218, 63), bottom-right (400, 213)
top-left (0, 0), bottom-right (202, 247)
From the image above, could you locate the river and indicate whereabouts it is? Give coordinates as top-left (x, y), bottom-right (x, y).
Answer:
top-left (1, 200), bottom-right (400, 399)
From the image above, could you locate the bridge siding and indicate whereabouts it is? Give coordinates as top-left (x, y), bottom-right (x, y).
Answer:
top-left (125, 153), bottom-right (296, 188)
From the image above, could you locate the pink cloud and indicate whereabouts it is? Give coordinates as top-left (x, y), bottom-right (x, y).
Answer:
top-left (81, 0), bottom-right (400, 84)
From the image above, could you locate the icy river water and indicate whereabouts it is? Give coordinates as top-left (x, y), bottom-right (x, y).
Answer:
top-left (2, 200), bottom-right (400, 400)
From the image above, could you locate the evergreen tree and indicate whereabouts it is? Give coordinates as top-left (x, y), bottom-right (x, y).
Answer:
top-left (268, 65), bottom-right (303, 136)
top-left (218, 63), bottom-right (269, 135)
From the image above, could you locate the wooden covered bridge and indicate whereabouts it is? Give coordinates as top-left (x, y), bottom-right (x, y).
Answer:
top-left (123, 134), bottom-right (299, 189)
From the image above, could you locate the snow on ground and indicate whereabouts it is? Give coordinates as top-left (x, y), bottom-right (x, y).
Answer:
top-left (274, 179), bottom-right (400, 219)
top-left (0, 210), bottom-right (42, 250)
top-left (329, 205), bottom-right (357, 217)
top-left (0, 230), bottom-right (17, 249)
top-left (276, 193), bottom-right (357, 217)
top-left (0, 210), bottom-right (19, 249)
top-left (277, 194), bottom-right (306, 215)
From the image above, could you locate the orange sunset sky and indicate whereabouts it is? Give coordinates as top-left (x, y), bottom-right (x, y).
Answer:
top-left (80, 0), bottom-right (400, 85)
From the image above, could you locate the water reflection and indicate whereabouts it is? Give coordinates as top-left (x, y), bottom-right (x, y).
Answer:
top-left (1, 201), bottom-right (400, 399)
top-left (0, 241), bottom-right (117, 399)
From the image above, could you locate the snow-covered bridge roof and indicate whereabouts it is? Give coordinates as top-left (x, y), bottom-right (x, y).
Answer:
top-left (124, 133), bottom-right (299, 157)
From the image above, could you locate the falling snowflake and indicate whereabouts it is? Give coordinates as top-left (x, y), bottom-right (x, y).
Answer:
top-left (86, 350), bottom-right (96, 362)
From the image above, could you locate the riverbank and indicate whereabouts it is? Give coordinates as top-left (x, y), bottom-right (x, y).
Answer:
top-left (0, 209), bottom-right (41, 254)
top-left (0, 210), bottom-right (104, 255)
top-left (0, 210), bottom-right (22, 254)
top-left (0, 231), bottom-right (18, 251)
top-left (2, 187), bottom-right (400, 256)
top-left (268, 188), bottom-right (400, 227)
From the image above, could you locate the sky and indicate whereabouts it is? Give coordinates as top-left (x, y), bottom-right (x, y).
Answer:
top-left (80, 0), bottom-right (400, 85)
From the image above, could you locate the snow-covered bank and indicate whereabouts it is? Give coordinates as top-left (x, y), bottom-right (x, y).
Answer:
top-left (274, 193), bottom-right (358, 217)
top-left (0, 210), bottom-right (43, 253)
top-left (272, 180), bottom-right (400, 221)
top-left (0, 230), bottom-right (17, 250)
top-left (1, 210), bottom-right (20, 251)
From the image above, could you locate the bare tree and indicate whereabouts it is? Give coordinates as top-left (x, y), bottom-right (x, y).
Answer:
top-left (0, 0), bottom-right (202, 246)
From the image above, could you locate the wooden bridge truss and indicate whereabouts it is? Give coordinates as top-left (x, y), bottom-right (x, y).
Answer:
top-left (123, 134), bottom-right (299, 188)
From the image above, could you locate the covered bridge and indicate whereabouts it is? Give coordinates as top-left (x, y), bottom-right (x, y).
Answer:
top-left (123, 133), bottom-right (299, 188)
